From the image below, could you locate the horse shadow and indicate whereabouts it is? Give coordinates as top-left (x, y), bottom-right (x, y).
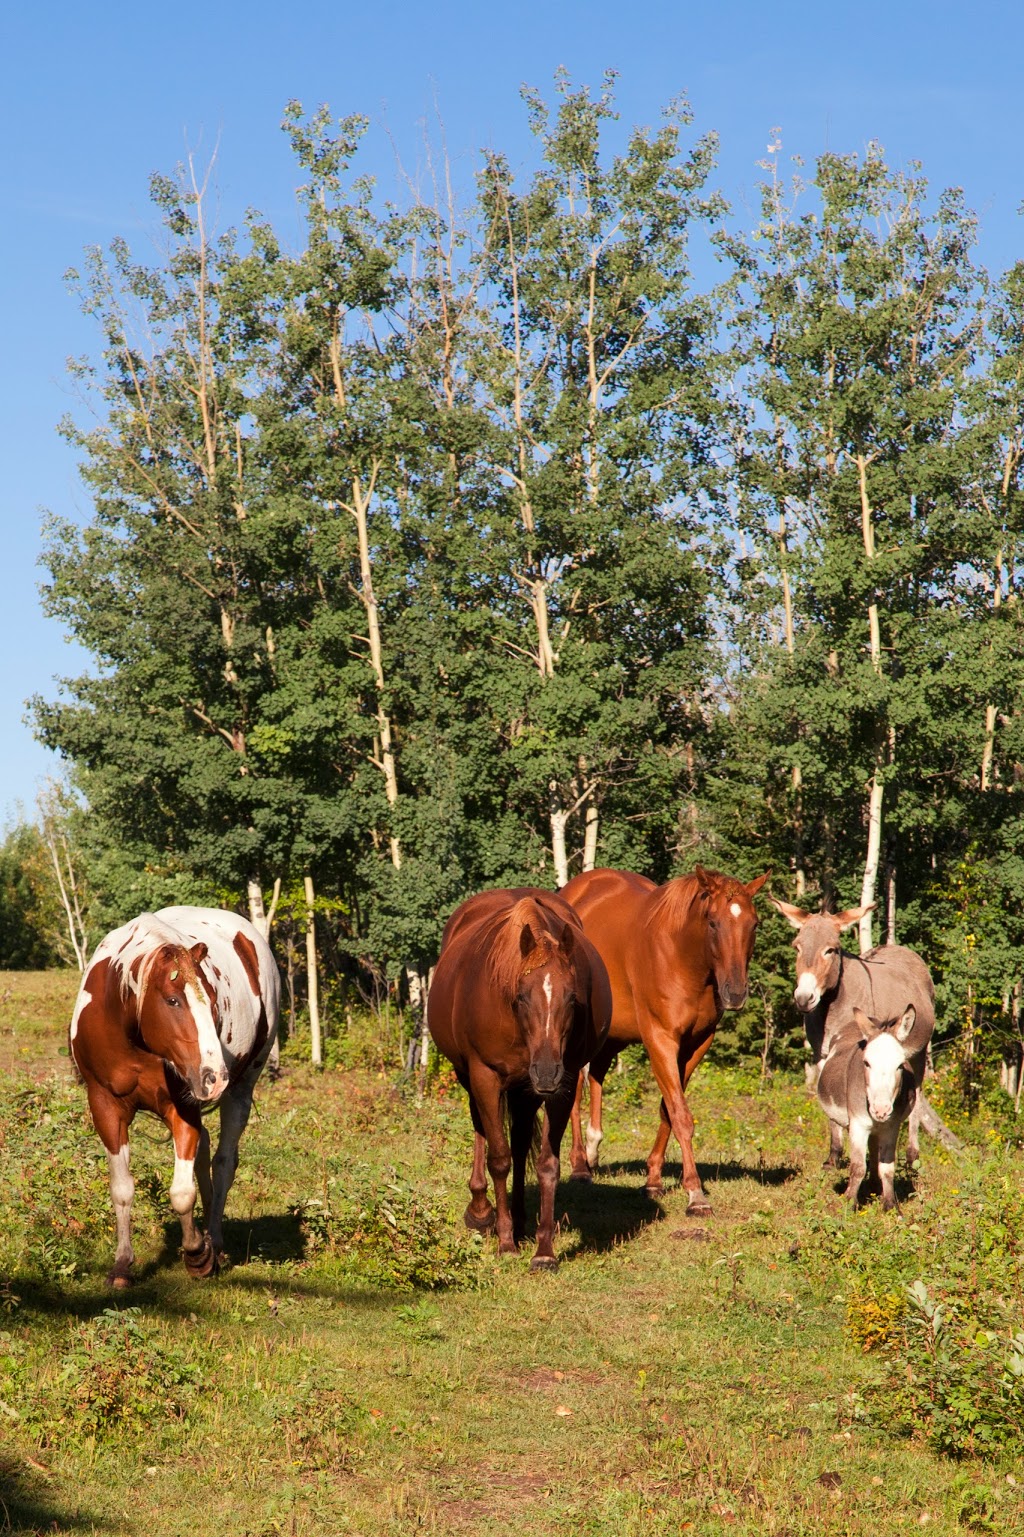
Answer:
top-left (140, 1208), bottom-right (308, 1279)
top-left (0, 1457), bottom-right (114, 1532)
top-left (597, 1156), bottom-right (800, 1190)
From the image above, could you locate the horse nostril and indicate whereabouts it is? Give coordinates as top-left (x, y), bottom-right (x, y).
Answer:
top-left (201, 1068), bottom-right (220, 1095)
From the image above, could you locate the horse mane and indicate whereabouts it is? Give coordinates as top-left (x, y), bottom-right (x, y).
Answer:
top-left (647, 868), bottom-right (752, 929)
top-left (110, 915), bottom-right (201, 1009)
top-left (486, 897), bottom-right (566, 1004)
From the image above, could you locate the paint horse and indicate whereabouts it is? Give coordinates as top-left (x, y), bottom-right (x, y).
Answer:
top-left (817, 1005), bottom-right (923, 1210)
top-left (771, 900), bottom-right (935, 1169)
top-left (70, 907), bottom-right (280, 1286)
top-left (563, 866), bottom-right (770, 1213)
top-left (427, 888), bottom-right (611, 1269)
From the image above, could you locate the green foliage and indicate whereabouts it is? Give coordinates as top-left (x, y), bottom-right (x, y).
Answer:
top-left (290, 1168), bottom-right (485, 1290)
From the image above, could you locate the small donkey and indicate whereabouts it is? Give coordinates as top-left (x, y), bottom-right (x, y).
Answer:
top-left (817, 1005), bottom-right (923, 1211)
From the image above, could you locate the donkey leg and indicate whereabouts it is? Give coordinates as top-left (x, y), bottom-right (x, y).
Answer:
top-left (86, 1085), bottom-right (136, 1287)
top-left (823, 1118), bottom-right (845, 1169)
top-left (905, 1097), bottom-right (921, 1168)
top-left (877, 1122), bottom-right (901, 1212)
top-left (844, 1119), bottom-right (869, 1210)
top-left (469, 1064), bottom-right (516, 1254)
top-left (647, 1032), bottom-right (711, 1215)
top-left (464, 1095), bottom-right (496, 1233)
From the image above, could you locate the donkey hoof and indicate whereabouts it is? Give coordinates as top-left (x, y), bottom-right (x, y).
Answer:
top-left (184, 1234), bottom-right (216, 1279)
top-left (106, 1269), bottom-right (132, 1290)
top-left (463, 1203), bottom-right (496, 1235)
top-left (530, 1254), bottom-right (560, 1272)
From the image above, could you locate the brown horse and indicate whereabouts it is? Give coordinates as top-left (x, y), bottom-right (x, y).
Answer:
top-left (70, 907), bottom-right (279, 1285)
top-left (427, 888), bottom-right (611, 1269)
top-left (562, 866), bottom-right (770, 1212)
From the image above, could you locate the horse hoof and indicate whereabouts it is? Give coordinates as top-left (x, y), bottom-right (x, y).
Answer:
top-left (569, 1167), bottom-right (593, 1183)
top-left (107, 1270), bottom-right (132, 1289)
top-left (645, 1184), bottom-right (665, 1200)
top-left (498, 1240), bottom-right (520, 1256)
top-left (464, 1204), bottom-right (496, 1235)
top-left (530, 1255), bottom-right (560, 1272)
top-left (184, 1235), bottom-right (216, 1279)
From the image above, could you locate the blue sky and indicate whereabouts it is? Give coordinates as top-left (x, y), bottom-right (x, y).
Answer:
top-left (3, 0), bottom-right (1022, 823)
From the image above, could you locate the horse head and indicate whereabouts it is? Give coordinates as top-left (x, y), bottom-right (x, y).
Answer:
top-left (514, 916), bottom-right (580, 1098)
top-left (136, 941), bottom-right (229, 1102)
top-left (852, 1004), bottom-right (917, 1124)
top-left (696, 867), bottom-right (771, 1010)
top-left (770, 901), bottom-right (874, 1011)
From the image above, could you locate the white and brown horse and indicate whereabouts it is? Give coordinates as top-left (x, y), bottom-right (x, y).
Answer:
top-left (70, 906), bottom-right (280, 1285)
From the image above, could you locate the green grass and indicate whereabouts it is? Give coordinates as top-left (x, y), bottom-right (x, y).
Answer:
top-left (2, 972), bottom-right (1024, 1535)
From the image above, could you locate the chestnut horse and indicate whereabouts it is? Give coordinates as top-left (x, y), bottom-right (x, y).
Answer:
top-left (562, 866), bottom-right (770, 1213)
top-left (70, 907), bottom-right (280, 1285)
top-left (427, 888), bottom-right (611, 1269)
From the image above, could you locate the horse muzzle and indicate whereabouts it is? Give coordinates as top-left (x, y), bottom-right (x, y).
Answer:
top-left (191, 1066), bottom-right (229, 1101)
top-left (529, 1061), bottom-right (565, 1097)
top-left (719, 983), bottom-right (749, 1011)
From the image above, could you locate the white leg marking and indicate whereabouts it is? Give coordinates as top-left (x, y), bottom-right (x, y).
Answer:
top-left (586, 1124), bottom-right (604, 1169)
top-left (107, 1145), bottom-right (135, 1272)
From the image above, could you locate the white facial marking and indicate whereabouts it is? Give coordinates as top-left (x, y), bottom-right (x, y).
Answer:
top-left (729, 902), bottom-right (742, 918)
top-left (542, 973), bottom-right (553, 1036)
top-left (863, 1033), bottom-right (906, 1122)
top-left (189, 980), bottom-right (228, 1095)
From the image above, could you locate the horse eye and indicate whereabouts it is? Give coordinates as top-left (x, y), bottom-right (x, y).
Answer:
top-left (165, 995), bottom-right (181, 1008)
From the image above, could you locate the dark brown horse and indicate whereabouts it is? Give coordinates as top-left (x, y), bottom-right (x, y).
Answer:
top-left (427, 888), bottom-right (611, 1269)
top-left (562, 866), bottom-right (770, 1212)
top-left (70, 907), bottom-right (279, 1285)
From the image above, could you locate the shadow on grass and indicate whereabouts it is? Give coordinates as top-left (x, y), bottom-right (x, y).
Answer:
top-left (830, 1168), bottom-right (918, 1207)
top-left (598, 1156), bottom-right (800, 1189)
top-left (0, 1458), bottom-right (111, 1533)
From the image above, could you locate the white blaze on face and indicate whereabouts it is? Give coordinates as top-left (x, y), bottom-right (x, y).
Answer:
top-left (188, 979), bottom-right (228, 1097)
top-left (542, 972), bottom-right (554, 1037)
top-left (794, 970), bottom-right (821, 1009)
top-left (862, 1032), bottom-right (906, 1122)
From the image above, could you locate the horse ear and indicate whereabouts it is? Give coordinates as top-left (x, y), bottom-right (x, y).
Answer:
top-left (832, 904), bottom-right (874, 932)
top-left (694, 865), bottom-right (713, 894)
top-left (745, 870), bottom-right (771, 898)
top-left (519, 923), bottom-right (535, 959)
top-left (558, 922), bottom-right (575, 958)
top-left (189, 942), bottom-right (208, 967)
top-left (769, 897), bottom-right (808, 929)
top-left (894, 1004), bottom-right (916, 1043)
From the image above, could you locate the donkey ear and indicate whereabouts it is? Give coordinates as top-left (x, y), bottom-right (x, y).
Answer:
top-left (745, 870), bottom-right (771, 898)
top-left (851, 1007), bottom-right (878, 1043)
top-left (769, 897), bottom-right (808, 929)
top-left (519, 923), bottom-right (535, 959)
top-left (894, 1004), bottom-right (916, 1043)
top-left (189, 942), bottom-right (208, 967)
top-left (558, 922), bottom-right (575, 958)
top-left (832, 904), bottom-right (874, 932)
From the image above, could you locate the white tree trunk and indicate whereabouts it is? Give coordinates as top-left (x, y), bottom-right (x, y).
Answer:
top-left (304, 875), bottom-right (322, 1068)
top-left (583, 798), bottom-right (599, 872)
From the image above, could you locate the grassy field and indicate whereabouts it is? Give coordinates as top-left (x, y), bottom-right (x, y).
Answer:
top-left (2, 970), bottom-right (1024, 1536)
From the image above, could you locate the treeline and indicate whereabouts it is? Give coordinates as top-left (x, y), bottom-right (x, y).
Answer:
top-left (14, 76), bottom-right (1024, 1082)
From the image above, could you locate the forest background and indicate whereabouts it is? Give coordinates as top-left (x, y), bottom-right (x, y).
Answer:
top-left (5, 70), bottom-right (1024, 1093)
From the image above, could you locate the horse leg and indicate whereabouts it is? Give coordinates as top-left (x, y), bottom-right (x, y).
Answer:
top-left (568, 1068), bottom-right (592, 1181)
top-left (645, 1099), bottom-right (672, 1197)
top-left (576, 1038), bottom-right (616, 1178)
top-left (508, 1089), bottom-right (536, 1248)
top-left (469, 1064), bottom-right (516, 1254)
top-left (531, 1094), bottom-right (572, 1271)
top-left (86, 1084), bottom-right (136, 1287)
top-left (646, 1031), bottom-right (712, 1216)
top-left (165, 1110), bottom-right (215, 1278)
top-left (204, 1083), bottom-right (255, 1265)
top-left (194, 1122), bottom-right (213, 1221)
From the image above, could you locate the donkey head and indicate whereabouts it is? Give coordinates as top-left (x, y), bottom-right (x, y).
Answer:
top-left (771, 901), bottom-right (874, 1011)
top-left (853, 1005), bottom-right (917, 1124)
top-left (697, 867), bottom-right (771, 1010)
top-left (137, 942), bottom-right (229, 1102)
top-left (515, 919), bottom-right (579, 1098)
